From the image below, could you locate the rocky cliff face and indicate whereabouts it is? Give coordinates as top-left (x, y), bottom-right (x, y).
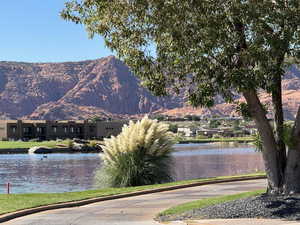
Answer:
top-left (0, 56), bottom-right (182, 120)
top-left (160, 65), bottom-right (300, 120)
top-left (0, 56), bottom-right (300, 120)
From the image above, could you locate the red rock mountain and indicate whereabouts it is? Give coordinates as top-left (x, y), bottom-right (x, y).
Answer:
top-left (0, 56), bottom-right (182, 120)
top-left (160, 65), bottom-right (300, 120)
top-left (0, 56), bottom-right (300, 120)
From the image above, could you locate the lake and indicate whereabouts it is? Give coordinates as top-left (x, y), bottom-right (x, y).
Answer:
top-left (0, 143), bottom-right (264, 194)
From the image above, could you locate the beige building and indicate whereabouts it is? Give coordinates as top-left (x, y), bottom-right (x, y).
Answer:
top-left (0, 120), bottom-right (125, 141)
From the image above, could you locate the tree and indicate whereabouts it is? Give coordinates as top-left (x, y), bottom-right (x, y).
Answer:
top-left (150, 114), bottom-right (166, 121)
top-left (168, 123), bottom-right (178, 133)
top-left (184, 115), bottom-right (201, 121)
top-left (209, 120), bottom-right (221, 129)
top-left (62, 1), bottom-right (300, 195)
top-left (90, 116), bottom-right (105, 122)
top-left (233, 120), bottom-right (241, 131)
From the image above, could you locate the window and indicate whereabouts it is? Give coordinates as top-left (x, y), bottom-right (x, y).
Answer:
top-left (63, 127), bottom-right (68, 133)
top-left (11, 126), bottom-right (17, 133)
top-left (23, 127), bottom-right (31, 134)
top-left (52, 126), bottom-right (57, 133)
top-left (70, 127), bottom-right (74, 133)
top-left (77, 127), bottom-right (83, 134)
top-left (37, 127), bottom-right (45, 135)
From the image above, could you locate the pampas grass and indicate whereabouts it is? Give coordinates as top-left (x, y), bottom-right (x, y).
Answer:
top-left (98, 116), bottom-right (175, 187)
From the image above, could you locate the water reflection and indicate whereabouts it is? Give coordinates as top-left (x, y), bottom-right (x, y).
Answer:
top-left (173, 154), bottom-right (263, 180)
top-left (0, 154), bottom-right (102, 194)
top-left (172, 143), bottom-right (264, 180)
top-left (0, 143), bottom-right (264, 194)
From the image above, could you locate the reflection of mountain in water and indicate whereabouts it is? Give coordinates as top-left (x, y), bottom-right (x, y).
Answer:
top-left (172, 153), bottom-right (264, 181)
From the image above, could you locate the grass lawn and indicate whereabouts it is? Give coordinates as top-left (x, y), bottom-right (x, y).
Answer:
top-left (0, 137), bottom-right (253, 149)
top-left (0, 173), bottom-right (265, 215)
top-left (158, 189), bottom-right (265, 218)
top-left (0, 140), bottom-right (70, 149)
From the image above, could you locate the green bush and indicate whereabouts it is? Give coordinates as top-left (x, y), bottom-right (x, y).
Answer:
top-left (99, 117), bottom-right (175, 187)
top-left (173, 134), bottom-right (184, 143)
top-left (67, 139), bottom-right (74, 149)
top-left (89, 140), bottom-right (100, 148)
top-left (209, 120), bottom-right (221, 128)
top-left (253, 121), bottom-right (294, 152)
top-left (196, 135), bottom-right (208, 139)
top-left (168, 123), bottom-right (178, 133)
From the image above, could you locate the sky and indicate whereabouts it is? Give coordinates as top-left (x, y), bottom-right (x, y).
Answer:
top-left (0, 0), bottom-right (114, 63)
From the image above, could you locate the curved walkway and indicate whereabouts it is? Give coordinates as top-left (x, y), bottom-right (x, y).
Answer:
top-left (1, 179), bottom-right (297, 225)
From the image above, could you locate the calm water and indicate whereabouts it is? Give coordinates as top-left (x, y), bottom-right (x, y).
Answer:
top-left (0, 143), bottom-right (264, 194)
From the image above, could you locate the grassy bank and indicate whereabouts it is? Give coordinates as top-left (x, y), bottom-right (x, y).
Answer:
top-left (0, 137), bottom-right (254, 150)
top-left (158, 189), bottom-right (264, 219)
top-left (178, 136), bottom-right (254, 144)
top-left (0, 140), bottom-right (70, 149)
top-left (0, 173), bottom-right (265, 215)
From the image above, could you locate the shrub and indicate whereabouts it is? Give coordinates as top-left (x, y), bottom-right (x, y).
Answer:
top-left (209, 120), bottom-right (221, 128)
top-left (212, 134), bottom-right (222, 139)
top-left (168, 123), bottom-right (178, 133)
top-left (196, 135), bottom-right (208, 139)
top-left (99, 116), bottom-right (175, 187)
top-left (253, 122), bottom-right (294, 152)
top-left (67, 139), bottom-right (74, 149)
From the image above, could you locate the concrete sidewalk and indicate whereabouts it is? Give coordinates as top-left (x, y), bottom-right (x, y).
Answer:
top-left (2, 179), bottom-right (299, 225)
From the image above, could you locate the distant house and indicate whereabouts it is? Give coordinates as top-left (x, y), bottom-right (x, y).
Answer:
top-left (0, 120), bottom-right (126, 141)
top-left (197, 127), bottom-right (252, 138)
top-left (178, 127), bottom-right (197, 137)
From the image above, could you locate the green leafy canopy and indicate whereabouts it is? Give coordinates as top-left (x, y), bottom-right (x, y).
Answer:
top-left (61, 0), bottom-right (300, 108)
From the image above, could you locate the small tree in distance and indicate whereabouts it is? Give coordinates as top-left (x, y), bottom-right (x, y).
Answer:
top-left (62, 1), bottom-right (300, 195)
top-left (168, 123), bottom-right (178, 133)
top-left (209, 120), bottom-right (221, 129)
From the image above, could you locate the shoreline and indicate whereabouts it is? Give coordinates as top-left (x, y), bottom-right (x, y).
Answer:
top-left (0, 147), bottom-right (102, 154)
top-left (178, 139), bottom-right (254, 144)
top-left (0, 141), bottom-right (254, 154)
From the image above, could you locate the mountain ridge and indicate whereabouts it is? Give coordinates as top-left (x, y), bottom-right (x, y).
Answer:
top-left (0, 56), bottom-right (300, 120)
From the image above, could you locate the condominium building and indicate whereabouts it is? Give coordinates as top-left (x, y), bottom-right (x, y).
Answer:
top-left (0, 120), bottom-right (125, 141)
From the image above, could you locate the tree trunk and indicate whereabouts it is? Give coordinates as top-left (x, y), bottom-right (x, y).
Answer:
top-left (271, 74), bottom-right (286, 191)
top-left (243, 90), bottom-right (283, 194)
top-left (284, 106), bottom-right (300, 194)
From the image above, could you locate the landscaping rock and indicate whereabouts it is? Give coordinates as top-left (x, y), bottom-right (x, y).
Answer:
top-left (28, 146), bottom-right (53, 154)
top-left (159, 194), bottom-right (300, 222)
top-left (72, 143), bottom-right (85, 151)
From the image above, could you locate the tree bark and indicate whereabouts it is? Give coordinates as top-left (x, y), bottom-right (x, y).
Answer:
top-left (271, 74), bottom-right (286, 191)
top-left (243, 90), bottom-right (282, 194)
top-left (284, 106), bottom-right (300, 194)
top-left (234, 10), bottom-right (286, 194)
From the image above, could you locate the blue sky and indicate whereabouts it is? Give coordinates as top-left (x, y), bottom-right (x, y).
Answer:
top-left (0, 0), bottom-right (114, 62)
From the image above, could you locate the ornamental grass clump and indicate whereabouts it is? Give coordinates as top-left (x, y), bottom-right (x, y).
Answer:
top-left (99, 117), bottom-right (175, 187)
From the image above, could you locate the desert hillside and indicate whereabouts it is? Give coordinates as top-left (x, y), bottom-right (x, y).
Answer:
top-left (0, 56), bottom-right (300, 120)
top-left (0, 56), bottom-right (182, 120)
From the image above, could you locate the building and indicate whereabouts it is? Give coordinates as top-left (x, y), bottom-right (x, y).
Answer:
top-left (96, 121), bottom-right (125, 139)
top-left (177, 127), bottom-right (197, 137)
top-left (0, 120), bottom-right (126, 141)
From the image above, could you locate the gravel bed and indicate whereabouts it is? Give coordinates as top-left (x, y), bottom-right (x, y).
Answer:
top-left (158, 194), bottom-right (300, 222)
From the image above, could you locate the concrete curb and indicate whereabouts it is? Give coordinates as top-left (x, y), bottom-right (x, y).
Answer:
top-left (0, 175), bottom-right (266, 223)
